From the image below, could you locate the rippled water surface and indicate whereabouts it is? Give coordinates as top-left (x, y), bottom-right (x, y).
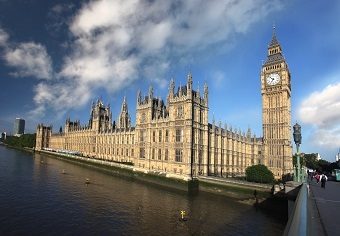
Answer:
top-left (0, 146), bottom-right (285, 235)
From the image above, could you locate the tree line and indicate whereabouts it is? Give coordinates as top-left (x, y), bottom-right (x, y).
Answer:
top-left (1, 134), bottom-right (36, 149)
top-left (293, 153), bottom-right (339, 173)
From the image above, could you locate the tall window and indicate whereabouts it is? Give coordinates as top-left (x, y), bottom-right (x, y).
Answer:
top-left (152, 148), bottom-right (155, 159)
top-left (176, 129), bottom-right (183, 142)
top-left (177, 105), bottom-right (183, 118)
top-left (140, 148), bottom-right (145, 159)
top-left (165, 130), bottom-right (169, 142)
top-left (140, 131), bottom-right (144, 142)
top-left (158, 149), bottom-right (162, 160)
top-left (141, 113), bottom-right (146, 123)
top-left (140, 130), bottom-right (146, 142)
top-left (131, 149), bottom-right (134, 157)
top-left (153, 131), bottom-right (156, 142)
top-left (175, 149), bottom-right (183, 162)
top-left (159, 130), bottom-right (162, 142)
top-left (165, 149), bottom-right (168, 161)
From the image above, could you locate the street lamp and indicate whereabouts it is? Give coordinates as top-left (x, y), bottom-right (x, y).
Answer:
top-left (293, 123), bottom-right (302, 182)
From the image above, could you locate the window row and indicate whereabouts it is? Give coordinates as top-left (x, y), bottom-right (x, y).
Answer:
top-left (140, 129), bottom-right (183, 142)
top-left (139, 148), bottom-right (182, 162)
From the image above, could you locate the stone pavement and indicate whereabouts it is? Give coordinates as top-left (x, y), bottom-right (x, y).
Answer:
top-left (309, 180), bottom-right (340, 236)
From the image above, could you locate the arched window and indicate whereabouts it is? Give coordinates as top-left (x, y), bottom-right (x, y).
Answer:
top-left (176, 129), bottom-right (183, 142)
top-left (158, 149), bottom-right (162, 160)
top-left (165, 149), bottom-right (168, 161)
top-left (159, 130), bottom-right (162, 142)
top-left (165, 130), bottom-right (169, 142)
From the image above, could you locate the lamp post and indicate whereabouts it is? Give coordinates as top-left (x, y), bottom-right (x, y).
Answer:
top-left (293, 123), bottom-right (302, 182)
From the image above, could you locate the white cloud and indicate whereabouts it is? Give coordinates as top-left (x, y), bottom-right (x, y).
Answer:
top-left (210, 70), bottom-right (226, 88)
top-left (299, 82), bottom-right (340, 149)
top-left (1, 0), bottom-right (284, 118)
top-left (0, 27), bottom-right (9, 46)
top-left (312, 128), bottom-right (340, 148)
top-left (30, 81), bottom-right (92, 118)
top-left (4, 42), bottom-right (53, 80)
top-left (51, 3), bottom-right (74, 14)
top-left (299, 83), bottom-right (340, 128)
top-left (59, 0), bottom-right (282, 90)
top-left (0, 28), bottom-right (52, 80)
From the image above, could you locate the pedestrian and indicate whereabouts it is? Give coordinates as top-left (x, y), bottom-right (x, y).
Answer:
top-left (316, 173), bottom-right (320, 184)
top-left (254, 190), bottom-right (258, 211)
top-left (308, 170), bottom-right (312, 180)
top-left (321, 174), bottom-right (328, 189)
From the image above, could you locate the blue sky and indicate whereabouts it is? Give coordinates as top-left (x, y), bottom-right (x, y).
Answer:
top-left (0, 0), bottom-right (339, 161)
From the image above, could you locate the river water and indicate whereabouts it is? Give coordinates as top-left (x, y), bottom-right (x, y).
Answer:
top-left (0, 146), bottom-right (285, 235)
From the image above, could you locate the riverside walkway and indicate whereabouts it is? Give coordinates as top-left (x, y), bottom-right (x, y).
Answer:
top-left (309, 180), bottom-right (340, 236)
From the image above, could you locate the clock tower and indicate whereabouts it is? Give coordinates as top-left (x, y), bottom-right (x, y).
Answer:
top-left (261, 27), bottom-right (293, 178)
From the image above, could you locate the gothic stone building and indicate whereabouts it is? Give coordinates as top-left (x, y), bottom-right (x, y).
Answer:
top-left (36, 32), bottom-right (293, 179)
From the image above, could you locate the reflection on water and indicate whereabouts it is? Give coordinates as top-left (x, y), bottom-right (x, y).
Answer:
top-left (0, 146), bottom-right (285, 235)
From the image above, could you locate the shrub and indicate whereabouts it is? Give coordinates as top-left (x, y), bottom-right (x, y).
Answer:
top-left (245, 164), bottom-right (274, 183)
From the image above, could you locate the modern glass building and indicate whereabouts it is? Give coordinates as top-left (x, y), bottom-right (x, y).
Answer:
top-left (13, 118), bottom-right (25, 137)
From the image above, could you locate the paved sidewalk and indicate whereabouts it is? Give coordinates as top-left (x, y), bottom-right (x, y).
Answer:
top-left (309, 180), bottom-right (340, 236)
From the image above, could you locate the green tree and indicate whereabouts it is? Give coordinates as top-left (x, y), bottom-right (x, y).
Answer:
top-left (245, 164), bottom-right (274, 183)
top-left (3, 134), bottom-right (36, 148)
top-left (317, 159), bottom-right (330, 173)
top-left (304, 153), bottom-right (319, 170)
top-left (293, 154), bottom-right (306, 167)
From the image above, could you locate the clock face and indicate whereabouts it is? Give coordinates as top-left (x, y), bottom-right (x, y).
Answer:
top-left (266, 73), bottom-right (280, 85)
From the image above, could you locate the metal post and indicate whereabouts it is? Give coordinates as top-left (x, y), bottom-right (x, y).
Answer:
top-left (293, 123), bottom-right (302, 183)
top-left (297, 144), bottom-right (300, 182)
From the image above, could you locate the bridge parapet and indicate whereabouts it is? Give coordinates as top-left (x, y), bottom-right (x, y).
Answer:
top-left (283, 183), bottom-right (307, 236)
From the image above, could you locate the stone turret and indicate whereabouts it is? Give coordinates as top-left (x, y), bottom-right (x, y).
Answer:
top-left (149, 85), bottom-right (153, 100)
top-left (35, 124), bottom-right (52, 151)
top-left (89, 99), bottom-right (113, 132)
top-left (187, 72), bottom-right (193, 98)
top-left (204, 82), bottom-right (208, 105)
top-left (169, 78), bottom-right (175, 99)
top-left (117, 96), bottom-right (131, 130)
top-left (137, 90), bottom-right (142, 105)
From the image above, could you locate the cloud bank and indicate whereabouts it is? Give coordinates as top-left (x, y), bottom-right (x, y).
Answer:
top-left (0, 27), bottom-right (52, 80)
top-left (2, 0), bottom-right (284, 117)
top-left (298, 82), bottom-right (340, 149)
top-left (5, 42), bottom-right (53, 80)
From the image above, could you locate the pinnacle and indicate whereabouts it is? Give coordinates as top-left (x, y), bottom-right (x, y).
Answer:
top-left (269, 25), bottom-right (280, 47)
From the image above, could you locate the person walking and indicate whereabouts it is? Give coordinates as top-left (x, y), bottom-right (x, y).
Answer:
top-left (321, 174), bottom-right (328, 189)
top-left (315, 173), bottom-right (320, 184)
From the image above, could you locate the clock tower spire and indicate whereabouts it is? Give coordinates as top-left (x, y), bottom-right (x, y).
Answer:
top-left (261, 27), bottom-right (293, 178)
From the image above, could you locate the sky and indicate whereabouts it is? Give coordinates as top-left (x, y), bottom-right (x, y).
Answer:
top-left (0, 0), bottom-right (339, 162)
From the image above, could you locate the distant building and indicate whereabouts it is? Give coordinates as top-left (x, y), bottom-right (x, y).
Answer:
top-left (1, 132), bottom-right (6, 140)
top-left (316, 153), bottom-right (321, 161)
top-left (303, 153), bottom-right (321, 161)
top-left (13, 118), bottom-right (25, 137)
top-left (336, 149), bottom-right (340, 162)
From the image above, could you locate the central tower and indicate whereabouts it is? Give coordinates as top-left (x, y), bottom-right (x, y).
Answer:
top-left (261, 28), bottom-right (293, 178)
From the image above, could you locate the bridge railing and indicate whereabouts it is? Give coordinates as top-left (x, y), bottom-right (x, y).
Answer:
top-left (283, 183), bottom-right (308, 236)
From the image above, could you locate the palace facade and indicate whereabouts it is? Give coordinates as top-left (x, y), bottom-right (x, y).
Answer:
top-left (36, 31), bottom-right (293, 179)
